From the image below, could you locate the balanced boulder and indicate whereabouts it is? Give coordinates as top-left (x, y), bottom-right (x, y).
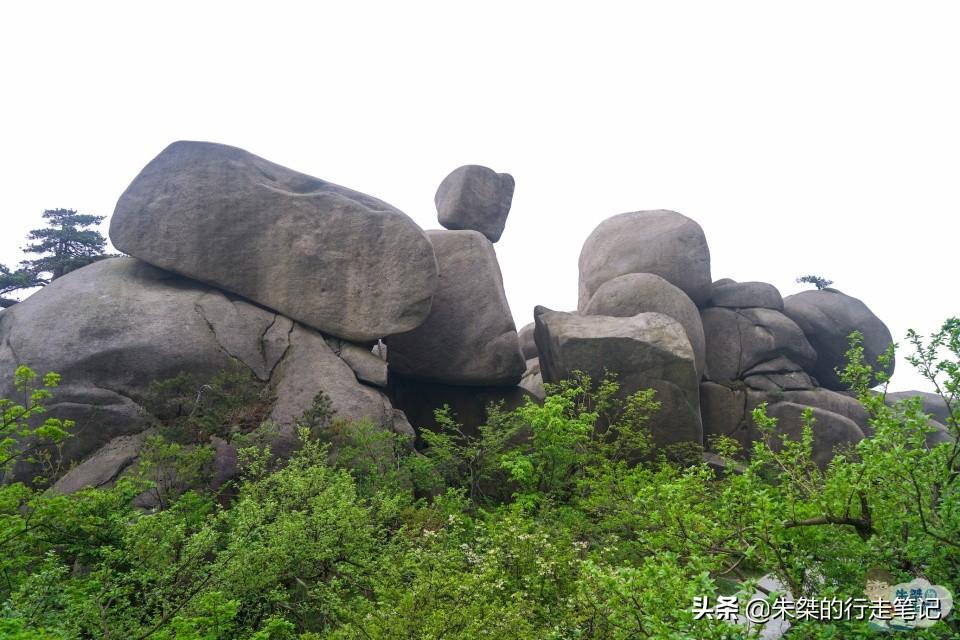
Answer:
top-left (534, 307), bottom-right (702, 447)
top-left (583, 273), bottom-right (706, 377)
top-left (783, 289), bottom-right (894, 390)
top-left (578, 210), bottom-right (712, 309)
top-left (386, 230), bottom-right (526, 386)
top-left (435, 165), bottom-right (515, 242)
top-left (110, 141), bottom-right (438, 343)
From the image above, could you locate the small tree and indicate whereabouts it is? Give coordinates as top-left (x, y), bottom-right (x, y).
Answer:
top-left (796, 274), bottom-right (833, 290)
top-left (0, 209), bottom-right (108, 304)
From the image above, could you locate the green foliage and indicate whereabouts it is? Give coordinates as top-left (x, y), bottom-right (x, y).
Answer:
top-left (142, 366), bottom-right (272, 444)
top-left (0, 365), bottom-right (73, 483)
top-left (0, 209), bottom-right (109, 303)
top-left (1, 320), bottom-right (959, 637)
top-left (796, 274), bottom-right (834, 290)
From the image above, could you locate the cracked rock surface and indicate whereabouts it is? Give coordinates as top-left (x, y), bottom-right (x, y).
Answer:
top-left (0, 258), bottom-right (398, 482)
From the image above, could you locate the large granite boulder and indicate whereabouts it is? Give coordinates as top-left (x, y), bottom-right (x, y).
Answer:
top-left (0, 258), bottom-right (400, 481)
top-left (578, 210), bottom-right (711, 309)
top-left (701, 307), bottom-right (816, 384)
top-left (520, 358), bottom-right (546, 401)
top-left (386, 230), bottom-right (525, 386)
top-left (110, 141), bottom-right (438, 343)
top-left (583, 273), bottom-right (706, 378)
top-left (534, 307), bottom-right (702, 447)
top-left (710, 280), bottom-right (783, 311)
top-left (783, 289), bottom-right (894, 390)
top-left (435, 165), bottom-right (515, 243)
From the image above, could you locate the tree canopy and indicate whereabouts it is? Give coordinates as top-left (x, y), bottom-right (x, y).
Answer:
top-left (0, 209), bottom-right (108, 306)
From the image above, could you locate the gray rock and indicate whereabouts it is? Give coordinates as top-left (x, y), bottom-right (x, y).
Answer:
top-left (518, 322), bottom-right (538, 360)
top-left (755, 402), bottom-right (865, 469)
top-left (743, 371), bottom-right (816, 392)
top-left (51, 431), bottom-right (151, 494)
top-left (583, 273), bottom-right (706, 377)
top-left (325, 336), bottom-right (389, 388)
top-left (534, 307), bottom-right (702, 447)
top-left (578, 210), bottom-right (712, 309)
top-left (269, 324), bottom-right (394, 428)
top-left (0, 258), bottom-right (397, 483)
top-left (520, 358), bottom-right (545, 401)
top-left (110, 141), bottom-right (438, 343)
top-left (783, 289), bottom-right (894, 390)
top-left (700, 382), bottom-right (750, 448)
top-left (386, 230), bottom-right (525, 386)
top-left (701, 307), bottom-right (816, 383)
top-left (885, 390), bottom-right (951, 424)
top-left (765, 388), bottom-right (870, 435)
top-left (435, 165), bottom-right (515, 243)
top-left (711, 281), bottom-right (783, 311)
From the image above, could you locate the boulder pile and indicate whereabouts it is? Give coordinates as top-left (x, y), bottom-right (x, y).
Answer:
top-left (0, 141), bottom-right (929, 491)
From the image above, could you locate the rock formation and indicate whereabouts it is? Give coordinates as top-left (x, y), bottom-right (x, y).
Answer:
top-left (0, 141), bottom-right (935, 491)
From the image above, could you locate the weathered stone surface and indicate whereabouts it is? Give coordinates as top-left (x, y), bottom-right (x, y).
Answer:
top-left (110, 141), bottom-right (438, 343)
top-left (755, 402), bottom-right (865, 469)
top-left (578, 210), bottom-right (711, 309)
top-left (518, 322), bottom-right (538, 360)
top-left (885, 390), bottom-right (951, 424)
top-left (700, 381), bottom-right (749, 448)
top-left (520, 358), bottom-right (545, 401)
top-left (766, 388), bottom-right (870, 435)
top-left (701, 307), bottom-right (816, 383)
top-left (325, 336), bottom-right (389, 388)
top-left (269, 324), bottom-right (394, 428)
top-left (386, 230), bottom-right (525, 386)
top-left (711, 281), bottom-right (783, 311)
top-left (389, 373), bottom-right (533, 437)
top-left (534, 307), bottom-right (702, 447)
top-left (583, 273), bottom-right (706, 377)
top-left (435, 165), bottom-right (515, 243)
top-left (0, 258), bottom-right (397, 484)
top-left (52, 431), bottom-right (151, 494)
top-left (783, 289), bottom-right (894, 390)
top-left (743, 371), bottom-right (815, 392)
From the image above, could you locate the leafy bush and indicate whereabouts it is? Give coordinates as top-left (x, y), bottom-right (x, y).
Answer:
top-left (0, 320), bottom-right (957, 637)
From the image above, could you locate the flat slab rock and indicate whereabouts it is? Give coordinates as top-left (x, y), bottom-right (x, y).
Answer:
top-left (110, 141), bottom-right (438, 343)
top-left (534, 307), bottom-right (702, 448)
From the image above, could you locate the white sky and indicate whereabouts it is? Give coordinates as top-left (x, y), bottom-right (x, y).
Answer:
top-left (1, 2), bottom-right (957, 392)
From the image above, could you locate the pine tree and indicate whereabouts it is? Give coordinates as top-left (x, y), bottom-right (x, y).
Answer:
top-left (0, 209), bottom-right (108, 307)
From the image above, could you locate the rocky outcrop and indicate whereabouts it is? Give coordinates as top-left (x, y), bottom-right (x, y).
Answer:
top-left (783, 289), bottom-right (894, 390)
top-left (884, 390), bottom-right (951, 425)
top-left (759, 403), bottom-right (865, 469)
top-left (386, 230), bottom-right (525, 386)
top-left (110, 141), bottom-right (438, 343)
top-left (578, 210), bottom-right (711, 308)
top-left (520, 358), bottom-right (545, 401)
top-left (435, 165), bottom-right (515, 243)
top-left (534, 307), bottom-right (702, 447)
top-left (0, 258), bottom-right (399, 479)
top-left (583, 273), bottom-right (706, 378)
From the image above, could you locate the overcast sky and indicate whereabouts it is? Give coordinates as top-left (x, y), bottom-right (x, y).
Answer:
top-left (1, 2), bottom-right (957, 392)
